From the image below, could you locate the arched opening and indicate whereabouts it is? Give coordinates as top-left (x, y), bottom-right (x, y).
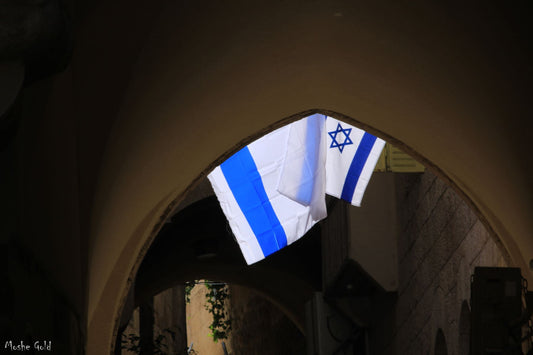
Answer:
top-left (435, 328), bottom-right (448, 355)
top-left (111, 111), bottom-right (515, 354)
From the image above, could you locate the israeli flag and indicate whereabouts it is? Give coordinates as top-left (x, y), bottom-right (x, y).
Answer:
top-left (208, 115), bottom-right (327, 265)
top-left (325, 117), bottom-right (385, 207)
top-left (208, 115), bottom-right (385, 264)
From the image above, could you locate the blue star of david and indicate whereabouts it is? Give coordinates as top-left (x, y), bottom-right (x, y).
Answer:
top-left (328, 123), bottom-right (353, 153)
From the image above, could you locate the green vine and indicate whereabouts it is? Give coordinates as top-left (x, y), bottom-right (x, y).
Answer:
top-left (204, 282), bottom-right (232, 342)
top-left (185, 280), bottom-right (232, 342)
top-left (185, 280), bottom-right (197, 303)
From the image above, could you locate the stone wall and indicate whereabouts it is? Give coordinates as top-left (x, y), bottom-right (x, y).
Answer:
top-left (228, 285), bottom-right (306, 355)
top-left (374, 171), bottom-right (510, 355)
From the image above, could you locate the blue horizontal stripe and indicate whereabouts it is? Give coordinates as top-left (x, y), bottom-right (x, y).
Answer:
top-left (220, 146), bottom-right (287, 257)
top-left (341, 132), bottom-right (377, 202)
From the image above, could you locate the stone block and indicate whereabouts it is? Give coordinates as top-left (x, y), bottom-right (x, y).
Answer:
top-left (438, 253), bottom-right (462, 294)
top-left (463, 220), bottom-right (490, 266)
top-left (412, 179), bottom-right (448, 231)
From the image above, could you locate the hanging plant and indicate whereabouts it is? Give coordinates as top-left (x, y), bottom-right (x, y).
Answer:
top-left (204, 282), bottom-right (232, 342)
top-left (185, 280), bottom-right (197, 303)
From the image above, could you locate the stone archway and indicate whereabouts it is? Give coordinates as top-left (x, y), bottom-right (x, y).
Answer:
top-left (81, 3), bottom-right (531, 353)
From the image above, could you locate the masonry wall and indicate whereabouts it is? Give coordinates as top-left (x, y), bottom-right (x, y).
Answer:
top-left (375, 171), bottom-right (511, 355)
top-left (228, 285), bottom-right (306, 355)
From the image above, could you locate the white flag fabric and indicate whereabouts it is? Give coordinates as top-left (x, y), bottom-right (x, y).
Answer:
top-left (277, 114), bottom-right (327, 220)
top-left (207, 115), bottom-right (327, 265)
top-left (325, 117), bottom-right (386, 206)
top-left (208, 114), bottom-right (385, 264)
